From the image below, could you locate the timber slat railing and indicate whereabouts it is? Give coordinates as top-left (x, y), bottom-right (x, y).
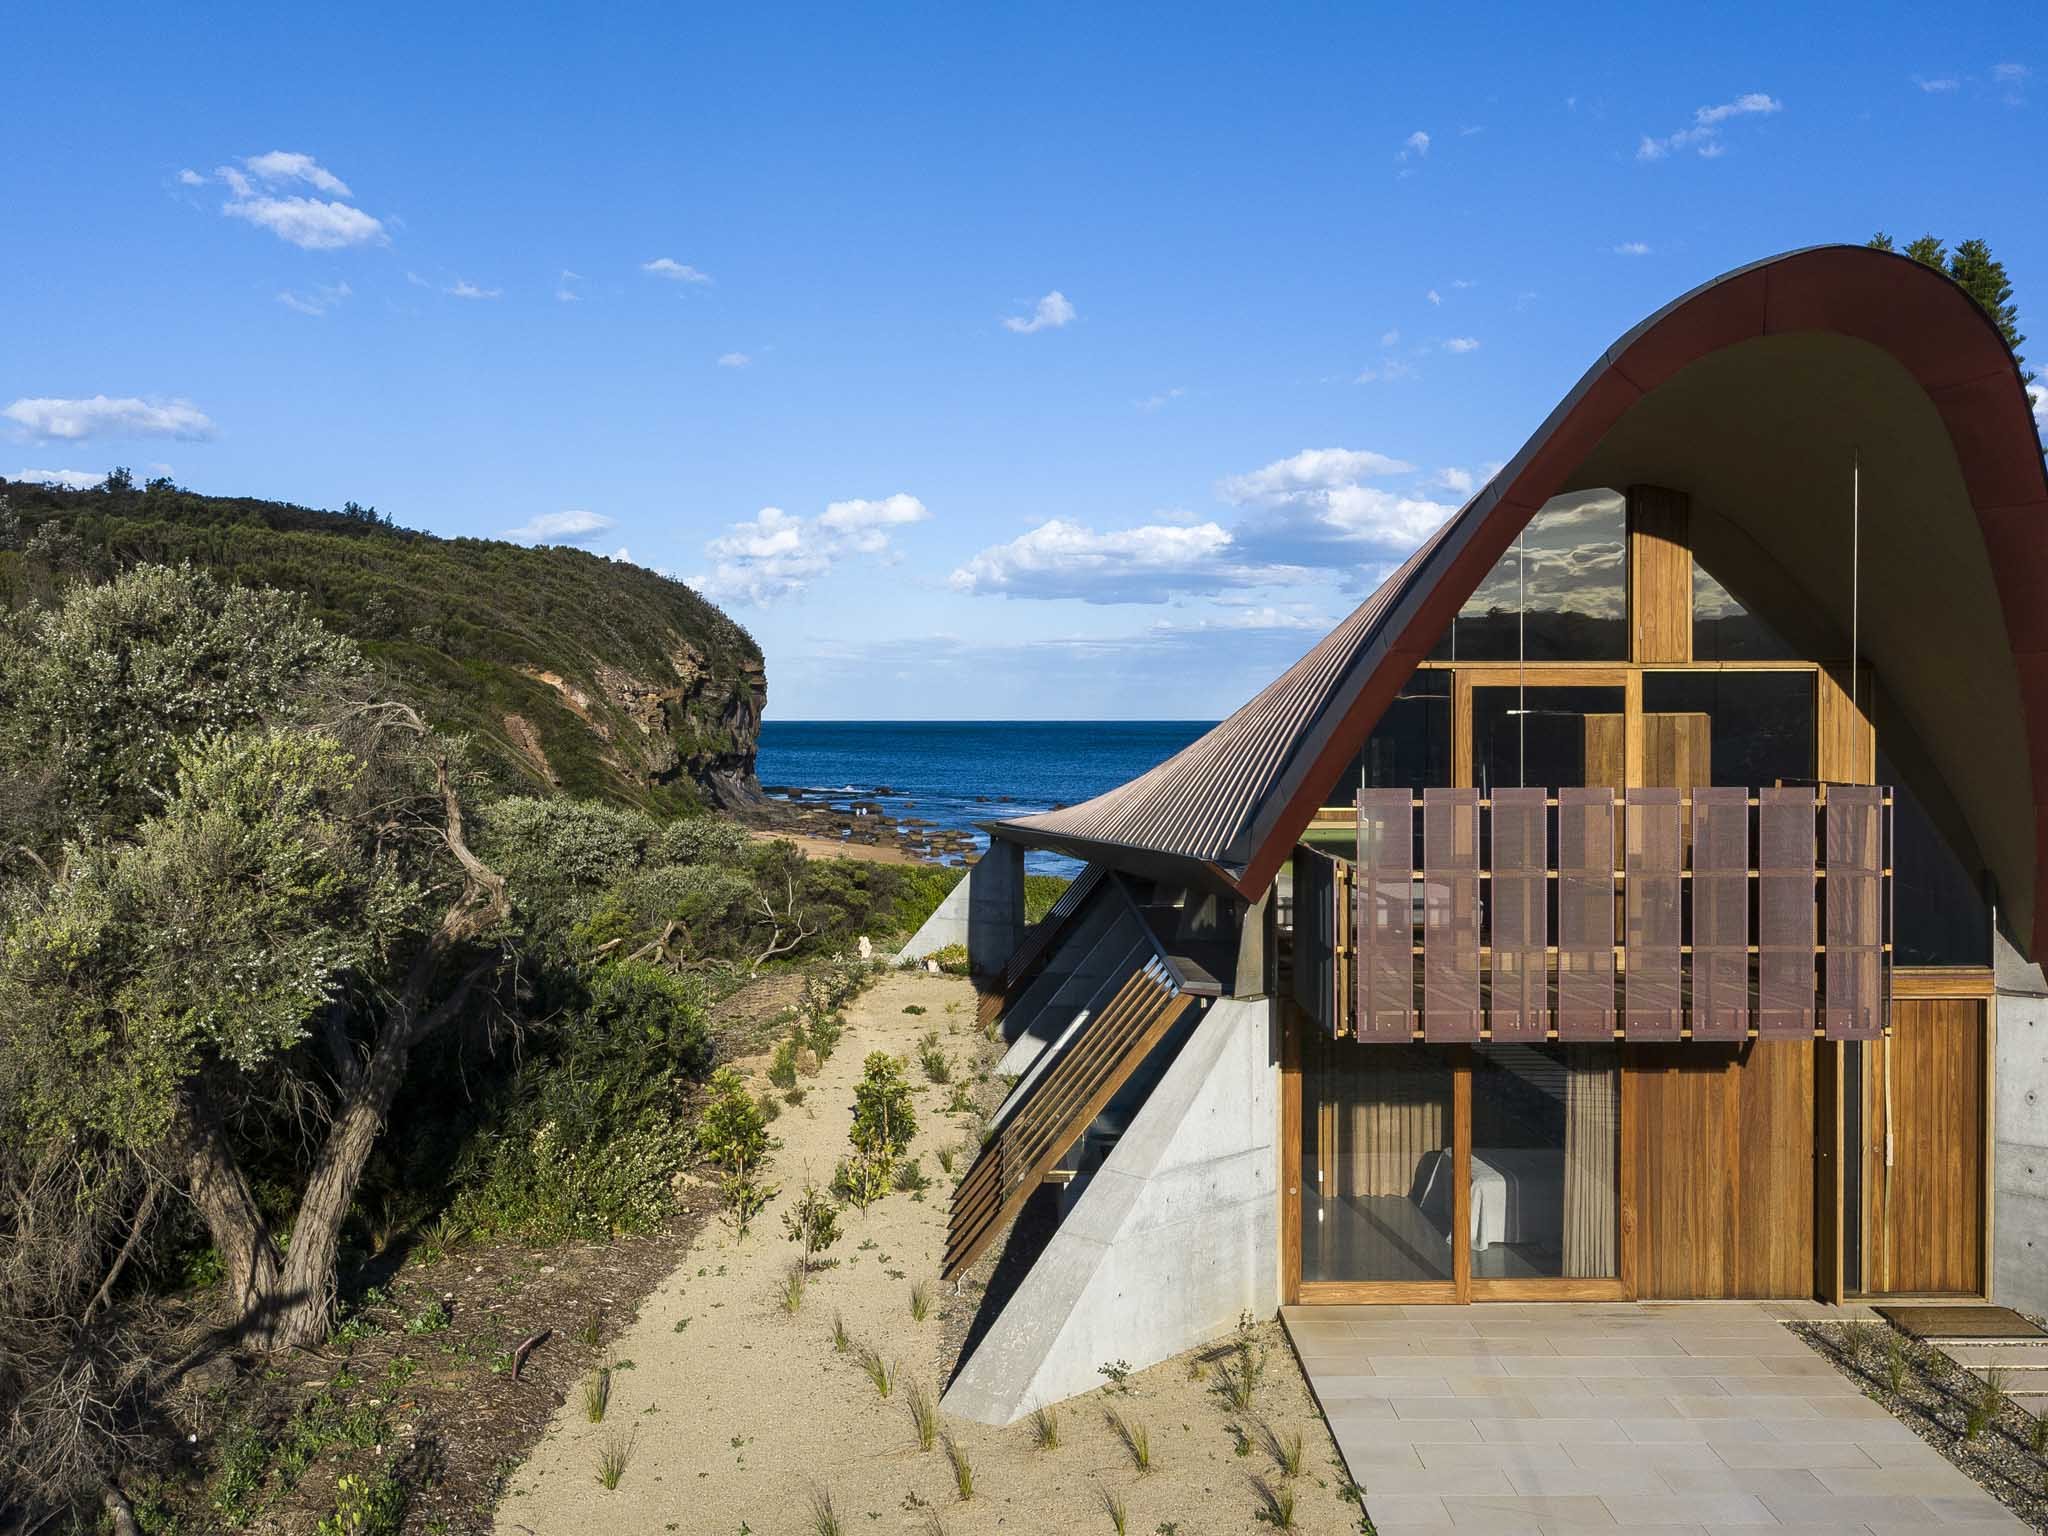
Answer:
top-left (1294, 783), bottom-right (1891, 1044)
top-left (943, 956), bottom-right (1198, 1280)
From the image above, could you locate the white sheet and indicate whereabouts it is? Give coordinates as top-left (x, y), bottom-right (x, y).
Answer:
top-left (1415, 1147), bottom-right (1567, 1251)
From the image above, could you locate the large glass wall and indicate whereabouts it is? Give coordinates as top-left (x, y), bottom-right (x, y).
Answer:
top-left (1692, 563), bottom-right (1801, 661)
top-left (1877, 744), bottom-right (1992, 967)
top-left (1470, 685), bottom-right (1626, 793)
top-left (1470, 1045), bottom-right (1620, 1281)
top-left (1334, 671), bottom-right (1451, 800)
top-left (1430, 490), bottom-right (1627, 661)
top-left (1640, 671), bottom-right (1815, 788)
top-left (1301, 1045), bottom-right (1456, 1285)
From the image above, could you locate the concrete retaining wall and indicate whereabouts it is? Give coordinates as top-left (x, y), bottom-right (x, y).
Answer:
top-left (1995, 932), bottom-right (2048, 1315)
top-left (941, 995), bottom-right (1279, 1425)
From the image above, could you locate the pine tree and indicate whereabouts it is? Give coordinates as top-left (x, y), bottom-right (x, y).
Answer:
top-left (1868, 232), bottom-right (2030, 381)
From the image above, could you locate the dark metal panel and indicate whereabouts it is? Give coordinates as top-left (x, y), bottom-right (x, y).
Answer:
top-left (1826, 786), bottom-right (1887, 1041)
top-left (1691, 786), bottom-right (1751, 1040)
top-left (1423, 788), bottom-right (1482, 1042)
top-left (1758, 787), bottom-right (1818, 1037)
top-left (1290, 845), bottom-right (1342, 1036)
top-left (1489, 787), bottom-right (1549, 1040)
top-left (1624, 788), bottom-right (1685, 1040)
top-left (1557, 787), bottom-right (1617, 1040)
top-left (1355, 788), bottom-right (1417, 1041)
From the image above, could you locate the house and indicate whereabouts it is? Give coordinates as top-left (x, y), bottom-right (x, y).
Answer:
top-left (906, 244), bottom-right (2048, 1426)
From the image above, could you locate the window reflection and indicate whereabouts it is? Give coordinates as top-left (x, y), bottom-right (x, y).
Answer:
top-left (1640, 671), bottom-right (1815, 789)
top-left (1333, 671), bottom-right (1450, 799)
top-left (1693, 563), bottom-right (1800, 661)
top-left (1428, 490), bottom-right (1627, 661)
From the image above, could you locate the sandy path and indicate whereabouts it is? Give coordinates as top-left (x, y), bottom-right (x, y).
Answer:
top-left (749, 830), bottom-right (924, 866)
top-left (494, 969), bottom-right (1362, 1536)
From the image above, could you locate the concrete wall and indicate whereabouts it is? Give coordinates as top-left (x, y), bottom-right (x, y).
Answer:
top-left (1994, 931), bottom-right (2048, 1315)
top-left (894, 874), bottom-right (970, 964)
top-left (967, 839), bottom-right (1026, 978)
top-left (941, 995), bottom-right (1280, 1426)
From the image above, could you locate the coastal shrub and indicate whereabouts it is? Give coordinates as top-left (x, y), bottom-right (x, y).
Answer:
top-left (317, 1471), bottom-right (406, 1536)
top-left (696, 1067), bottom-right (771, 1175)
top-left (655, 814), bottom-right (751, 865)
top-left (1023, 874), bottom-right (1070, 926)
top-left (783, 1183), bottom-right (842, 1274)
top-left (846, 1053), bottom-right (917, 1204)
top-left (927, 943), bottom-right (970, 975)
top-left (892, 865), bottom-right (966, 936)
top-left (769, 1035), bottom-right (802, 1089)
top-left (479, 796), bottom-right (656, 907)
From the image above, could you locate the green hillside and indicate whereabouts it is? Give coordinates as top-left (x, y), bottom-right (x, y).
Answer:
top-left (0, 476), bottom-right (766, 812)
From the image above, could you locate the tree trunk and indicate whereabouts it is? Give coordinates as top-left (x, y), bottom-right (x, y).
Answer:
top-left (174, 1086), bottom-right (282, 1328)
top-left (257, 1019), bottom-right (417, 1350)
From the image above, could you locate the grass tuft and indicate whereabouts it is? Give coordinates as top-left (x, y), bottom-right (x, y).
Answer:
top-left (907, 1379), bottom-right (939, 1452)
top-left (909, 1279), bottom-right (933, 1322)
top-left (943, 1435), bottom-right (975, 1501)
top-left (594, 1430), bottom-right (634, 1490)
top-left (1250, 1474), bottom-right (1298, 1529)
top-left (1964, 1366), bottom-right (2009, 1442)
top-left (1029, 1402), bottom-right (1061, 1450)
top-left (1261, 1422), bottom-right (1304, 1477)
top-left (856, 1344), bottom-right (896, 1399)
top-left (1098, 1483), bottom-right (1127, 1534)
top-left (1882, 1328), bottom-right (1911, 1394)
top-left (582, 1366), bottom-right (611, 1424)
top-left (782, 1262), bottom-right (807, 1315)
top-left (808, 1483), bottom-right (843, 1536)
top-left (1106, 1408), bottom-right (1152, 1473)
top-left (831, 1309), bottom-right (850, 1353)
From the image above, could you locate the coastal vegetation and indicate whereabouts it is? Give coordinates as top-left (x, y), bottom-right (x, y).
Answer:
top-left (0, 539), bottom-right (963, 1532)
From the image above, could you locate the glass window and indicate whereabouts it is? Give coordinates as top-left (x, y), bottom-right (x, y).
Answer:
top-left (1428, 490), bottom-right (1627, 661)
top-left (1878, 744), bottom-right (1991, 967)
top-left (1693, 563), bottom-right (1801, 660)
top-left (1330, 671), bottom-right (1451, 802)
top-left (1470, 1045), bottom-right (1620, 1280)
top-left (1470, 685), bottom-right (1626, 793)
top-left (1301, 1043), bottom-right (1456, 1284)
top-left (1640, 671), bottom-right (1815, 788)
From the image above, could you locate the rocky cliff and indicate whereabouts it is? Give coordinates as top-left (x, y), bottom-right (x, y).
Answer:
top-left (0, 478), bottom-right (766, 814)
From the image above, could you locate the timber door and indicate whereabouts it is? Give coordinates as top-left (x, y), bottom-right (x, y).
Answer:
top-left (1860, 999), bottom-right (1987, 1296)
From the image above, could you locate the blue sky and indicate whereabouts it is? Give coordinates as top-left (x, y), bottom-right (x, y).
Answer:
top-left (4, 3), bottom-right (2041, 719)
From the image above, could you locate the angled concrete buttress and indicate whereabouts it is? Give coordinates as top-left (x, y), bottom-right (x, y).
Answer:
top-left (940, 996), bottom-right (1279, 1425)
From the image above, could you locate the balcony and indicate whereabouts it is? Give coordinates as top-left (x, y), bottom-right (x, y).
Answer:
top-left (1290, 785), bottom-right (1890, 1043)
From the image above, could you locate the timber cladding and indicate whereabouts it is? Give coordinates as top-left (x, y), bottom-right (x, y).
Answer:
top-left (1863, 998), bottom-right (1986, 1296)
top-left (1627, 1042), bottom-right (1816, 1298)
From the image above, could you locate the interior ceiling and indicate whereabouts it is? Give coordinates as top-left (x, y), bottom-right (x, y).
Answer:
top-left (1566, 330), bottom-right (2031, 942)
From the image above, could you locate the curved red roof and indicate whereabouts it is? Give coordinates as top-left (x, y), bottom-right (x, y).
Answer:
top-left (991, 244), bottom-right (2048, 954)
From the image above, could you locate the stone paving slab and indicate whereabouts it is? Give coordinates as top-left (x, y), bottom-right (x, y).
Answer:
top-left (1283, 1301), bottom-right (2030, 1532)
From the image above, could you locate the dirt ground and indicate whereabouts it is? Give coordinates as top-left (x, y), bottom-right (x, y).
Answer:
top-left (492, 970), bottom-right (1366, 1536)
top-left (749, 829), bottom-right (923, 866)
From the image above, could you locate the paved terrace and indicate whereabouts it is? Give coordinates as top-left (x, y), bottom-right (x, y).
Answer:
top-left (1283, 1301), bottom-right (2027, 1534)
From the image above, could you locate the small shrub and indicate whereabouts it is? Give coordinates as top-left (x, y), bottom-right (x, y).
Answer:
top-left (595, 1430), bottom-right (634, 1490)
top-left (403, 1297), bottom-right (450, 1335)
top-left (1250, 1475), bottom-right (1297, 1530)
top-left (944, 1082), bottom-right (975, 1114)
top-left (784, 1084), bottom-right (807, 1106)
top-left (583, 1366), bottom-right (612, 1423)
top-left (918, 1031), bottom-right (951, 1083)
top-left (1098, 1359), bottom-right (1133, 1395)
top-left (769, 1034), bottom-right (802, 1089)
top-left (857, 1345), bottom-right (896, 1398)
top-left (696, 1066), bottom-right (771, 1175)
top-left (943, 1435), bottom-right (975, 1500)
top-left (1030, 1403), bottom-right (1060, 1449)
top-left (834, 1153), bottom-right (891, 1211)
top-left (783, 1182), bottom-right (843, 1274)
top-left (317, 1472), bottom-right (406, 1536)
top-left (850, 1050), bottom-right (917, 1161)
top-left (1099, 1484), bottom-right (1128, 1535)
top-left (1107, 1408), bottom-right (1152, 1473)
top-left (903, 1004), bottom-right (927, 1015)
top-left (756, 1090), bottom-right (783, 1124)
top-left (718, 1172), bottom-right (774, 1238)
top-left (907, 1379), bottom-right (940, 1451)
top-left (929, 943), bottom-right (970, 975)
top-left (809, 1484), bottom-right (843, 1536)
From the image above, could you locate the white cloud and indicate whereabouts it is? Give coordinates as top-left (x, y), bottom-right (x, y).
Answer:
top-left (1434, 467), bottom-right (1476, 495)
top-left (1637, 92), bottom-right (1781, 161)
top-left (1355, 359), bottom-right (1416, 384)
top-left (501, 509), bottom-right (617, 544)
top-left (3, 395), bottom-right (216, 442)
top-left (696, 493), bottom-right (932, 604)
top-left (190, 151), bottom-right (384, 249)
top-left (717, 351), bottom-right (752, 368)
top-left (1444, 336), bottom-right (1481, 353)
top-left (643, 257), bottom-right (713, 284)
top-left (1137, 387), bottom-right (1185, 411)
top-left (1002, 290), bottom-right (1076, 334)
top-left (1613, 240), bottom-right (1652, 256)
top-left (1400, 130), bottom-right (1431, 160)
top-left (1218, 448), bottom-right (1416, 505)
top-left (949, 519), bottom-right (1299, 604)
top-left (556, 270), bottom-right (582, 302)
top-left (14, 468), bottom-right (106, 489)
top-left (2030, 383), bottom-right (2046, 426)
top-left (446, 280), bottom-right (501, 300)
top-left (1993, 62), bottom-right (2030, 83)
top-left (277, 280), bottom-right (352, 316)
top-left (1380, 328), bottom-right (1401, 347)
top-left (1426, 288), bottom-right (1442, 305)
top-left (1915, 75), bottom-right (1961, 92)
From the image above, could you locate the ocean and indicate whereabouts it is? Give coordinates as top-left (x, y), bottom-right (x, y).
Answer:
top-left (755, 720), bottom-right (1215, 872)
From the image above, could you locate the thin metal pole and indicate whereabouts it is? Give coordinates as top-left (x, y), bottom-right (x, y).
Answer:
top-left (1851, 451), bottom-right (1860, 722)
